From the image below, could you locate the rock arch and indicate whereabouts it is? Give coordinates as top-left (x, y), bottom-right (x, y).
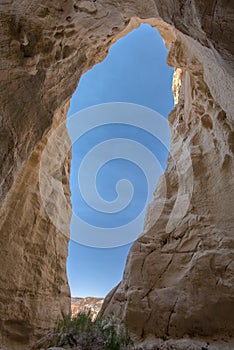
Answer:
top-left (0, 1), bottom-right (233, 349)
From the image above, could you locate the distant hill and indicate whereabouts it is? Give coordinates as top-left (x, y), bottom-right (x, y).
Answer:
top-left (71, 297), bottom-right (104, 319)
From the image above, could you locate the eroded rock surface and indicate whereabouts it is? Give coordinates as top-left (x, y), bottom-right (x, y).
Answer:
top-left (0, 104), bottom-right (71, 349)
top-left (71, 297), bottom-right (104, 319)
top-left (101, 28), bottom-right (234, 345)
top-left (0, 0), bottom-right (233, 349)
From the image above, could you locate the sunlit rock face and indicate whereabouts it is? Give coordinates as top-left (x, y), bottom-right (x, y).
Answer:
top-left (101, 30), bottom-right (234, 346)
top-left (71, 297), bottom-right (104, 320)
top-left (0, 0), bottom-right (233, 349)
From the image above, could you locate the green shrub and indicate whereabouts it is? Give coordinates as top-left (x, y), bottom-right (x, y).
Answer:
top-left (52, 311), bottom-right (133, 349)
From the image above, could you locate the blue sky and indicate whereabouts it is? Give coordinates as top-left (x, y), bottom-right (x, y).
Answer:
top-left (67, 24), bottom-right (174, 297)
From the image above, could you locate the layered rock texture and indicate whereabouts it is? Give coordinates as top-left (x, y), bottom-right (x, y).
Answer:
top-left (0, 104), bottom-right (71, 349)
top-left (71, 297), bottom-right (104, 319)
top-left (101, 31), bottom-right (234, 346)
top-left (0, 0), bottom-right (233, 349)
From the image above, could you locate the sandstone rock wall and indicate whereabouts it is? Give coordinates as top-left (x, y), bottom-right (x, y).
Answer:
top-left (0, 1), bottom-right (233, 203)
top-left (0, 0), bottom-right (233, 349)
top-left (0, 104), bottom-right (71, 349)
top-left (101, 28), bottom-right (234, 346)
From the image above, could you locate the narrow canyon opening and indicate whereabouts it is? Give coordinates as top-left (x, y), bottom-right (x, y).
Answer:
top-left (66, 23), bottom-right (174, 303)
top-left (0, 1), bottom-right (233, 349)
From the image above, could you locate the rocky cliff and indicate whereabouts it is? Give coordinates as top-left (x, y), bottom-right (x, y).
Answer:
top-left (0, 0), bottom-right (233, 349)
top-left (71, 297), bottom-right (104, 319)
top-left (0, 103), bottom-right (71, 349)
top-left (101, 26), bottom-right (234, 348)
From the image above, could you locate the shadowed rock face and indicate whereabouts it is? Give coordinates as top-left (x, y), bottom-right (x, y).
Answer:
top-left (0, 0), bottom-right (233, 349)
top-left (0, 104), bottom-right (71, 349)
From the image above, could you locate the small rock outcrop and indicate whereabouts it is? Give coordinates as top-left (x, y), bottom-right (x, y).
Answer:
top-left (71, 297), bottom-right (104, 319)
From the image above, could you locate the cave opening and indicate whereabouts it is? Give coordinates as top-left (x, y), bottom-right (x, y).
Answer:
top-left (1, 1), bottom-right (233, 348)
top-left (66, 23), bottom-right (174, 307)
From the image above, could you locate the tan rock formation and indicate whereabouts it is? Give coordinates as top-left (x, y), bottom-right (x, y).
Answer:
top-left (0, 104), bottom-right (71, 349)
top-left (101, 28), bottom-right (234, 346)
top-left (71, 297), bottom-right (104, 320)
top-left (0, 0), bottom-right (233, 349)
